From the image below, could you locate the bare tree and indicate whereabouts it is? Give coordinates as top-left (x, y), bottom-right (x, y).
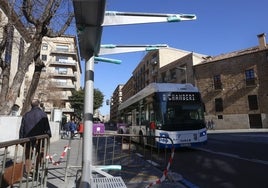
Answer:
top-left (0, 0), bottom-right (74, 115)
top-left (0, 1), bottom-right (26, 111)
top-left (0, 24), bottom-right (9, 104)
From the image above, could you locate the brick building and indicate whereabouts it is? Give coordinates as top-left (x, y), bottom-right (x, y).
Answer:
top-left (194, 34), bottom-right (268, 129)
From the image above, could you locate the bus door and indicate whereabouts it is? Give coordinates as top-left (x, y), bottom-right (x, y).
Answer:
top-left (130, 109), bottom-right (140, 142)
top-left (147, 107), bottom-right (156, 146)
top-left (147, 121), bottom-right (156, 146)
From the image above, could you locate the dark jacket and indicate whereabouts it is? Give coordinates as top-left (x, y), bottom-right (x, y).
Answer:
top-left (19, 106), bottom-right (52, 139)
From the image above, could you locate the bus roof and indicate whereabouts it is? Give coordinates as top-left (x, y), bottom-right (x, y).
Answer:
top-left (118, 83), bottom-right (199, 111)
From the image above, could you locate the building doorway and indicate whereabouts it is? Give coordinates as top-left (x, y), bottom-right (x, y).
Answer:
top-left (248, 114), bottom-right (262, 128)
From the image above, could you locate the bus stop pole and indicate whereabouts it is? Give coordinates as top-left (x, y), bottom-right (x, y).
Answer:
top-left (80, 53), bottom-right (94, 188)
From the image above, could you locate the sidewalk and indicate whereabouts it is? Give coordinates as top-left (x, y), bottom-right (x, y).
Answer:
top-left (47, 136), bottom-right (185, 188)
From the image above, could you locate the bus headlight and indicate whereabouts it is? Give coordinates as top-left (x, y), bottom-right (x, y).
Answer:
top-left (200, 131), bottom-right (207, 137)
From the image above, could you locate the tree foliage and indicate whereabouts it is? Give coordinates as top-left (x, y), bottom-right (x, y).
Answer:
top-left (69, 88), bottom-right (104, 120)
top-left (94, 88), bottom-right (104, 111)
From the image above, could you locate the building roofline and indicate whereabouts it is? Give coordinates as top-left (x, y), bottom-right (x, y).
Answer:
top-left (195, 45), bottom-right (268, 67)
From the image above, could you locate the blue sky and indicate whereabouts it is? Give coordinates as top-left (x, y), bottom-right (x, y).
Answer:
top-left (81, 0), bottom-right (268, 115)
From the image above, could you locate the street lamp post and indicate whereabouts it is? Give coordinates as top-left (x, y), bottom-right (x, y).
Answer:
top-left (176, 66), bottom-right (187, 83)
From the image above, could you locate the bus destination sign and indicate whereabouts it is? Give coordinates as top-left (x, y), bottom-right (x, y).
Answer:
top-left (161, 92), bottom-right (200, 102)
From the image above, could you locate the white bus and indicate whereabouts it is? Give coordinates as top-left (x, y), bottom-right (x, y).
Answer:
top-left (118, 83), bottom-right (207, 148)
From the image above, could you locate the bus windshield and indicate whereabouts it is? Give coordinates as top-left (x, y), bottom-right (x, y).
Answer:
top-left (155, 101), bottom-right (205, 131)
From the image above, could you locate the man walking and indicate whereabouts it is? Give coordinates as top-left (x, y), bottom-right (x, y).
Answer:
top-left (19, 99), bottom-right (51, 177)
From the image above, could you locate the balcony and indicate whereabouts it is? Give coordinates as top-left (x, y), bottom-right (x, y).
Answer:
top-left (44, 107), bottom-right (74, 113)
top-left (50, 49), bottom-right (77, 57)
top-left (52, 82), bottom-right (75, 89)
top-left (51, 72), bottom-right (76, 80)
top-left (49, 60), bottom-right (78, 71)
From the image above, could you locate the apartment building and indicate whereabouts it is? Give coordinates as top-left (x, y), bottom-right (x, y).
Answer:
top-left (121, 76), bottom-right (134, 103)
top-left (157, 52), bottom-right (207, 84)
top-left (110, 84), bottom-right (124, 123)
top-left (32, 36), bottom-right (81, 121)
top-left (194, 33), bottom-right (268, 129)
top-left (132, 48), bottom-right (207, 94)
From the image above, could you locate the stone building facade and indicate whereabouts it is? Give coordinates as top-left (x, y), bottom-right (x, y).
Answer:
top-left (194, 34), bottom-right (268, 129)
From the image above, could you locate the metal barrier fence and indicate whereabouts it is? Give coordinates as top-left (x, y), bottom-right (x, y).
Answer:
top-left (65, 133), bottom-right (174, 187)
top-left (0, 135), bottom-right (50, 188)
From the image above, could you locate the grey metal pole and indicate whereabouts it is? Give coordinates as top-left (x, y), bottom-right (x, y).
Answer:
top-left (79, 53), bottom-right (94, 188)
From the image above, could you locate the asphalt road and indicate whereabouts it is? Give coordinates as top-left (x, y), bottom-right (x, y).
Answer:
top-left (169, 132), bottom-right (268, 188)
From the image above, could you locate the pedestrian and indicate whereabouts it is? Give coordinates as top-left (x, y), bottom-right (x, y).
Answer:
top-left (206, 120), bottom-right (212, 130)
top-left (211, 119), bottom-right (215, 130)
top-left (19, 99), bottom-right (51, 178)
top-left (69, 119), bottom-right (76, 139)
top-left (77, 121), bottom-right (84, 139)
top-left (63, 120), bottom-right (71, 138)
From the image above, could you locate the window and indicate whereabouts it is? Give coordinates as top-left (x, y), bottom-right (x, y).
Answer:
top-left (56, 56), bottom-right (68, 63)
top-left (161, 72), bottom-right (166, 82)
top-left (248, 95), bottom-right (258, 110)
top-left (170, 69), bottom-right (176, 80)
top-left (245, 69), bottom-right (256, 86)
top-left (150, 53), bottom-right (158, 65)
top-left (42, 43), bottom-right (48, 50)
top-left (41, 55), bottom-right (47, 61)
top-left (218, 115), bottom-right (223, 119)
top-left (56, 45), bottom-right (69, 52)
top-left (215, 98), bottom-right (223, 112)
top-left (56, 67), bottom-right (67, 74)
top-left (213, 74), bottom-right (222, 90)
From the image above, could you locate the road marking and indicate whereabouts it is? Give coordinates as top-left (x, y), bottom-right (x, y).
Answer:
top-left (181, 178), bottom-right (200, 188)
top-left (234, 134), bottom-right (268, 138)
top-left (198, 148), bottom-right (268, 165)
top-left (146, 160), bottom-right (160, 167)
top-left (135, 153), bottom-right (143, 158)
